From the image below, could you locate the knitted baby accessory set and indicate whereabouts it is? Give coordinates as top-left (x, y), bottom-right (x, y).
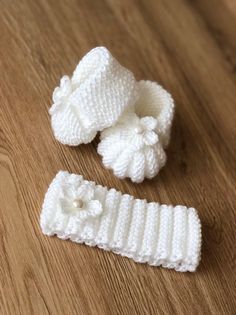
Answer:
top-left (41, 47), bottom-right (202, 272)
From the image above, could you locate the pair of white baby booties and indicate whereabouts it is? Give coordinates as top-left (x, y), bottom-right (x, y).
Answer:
top-left (49, 46), bottom-right (174, 183)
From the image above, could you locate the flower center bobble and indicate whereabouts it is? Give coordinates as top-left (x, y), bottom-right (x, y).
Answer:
top-left (134, 125), bottom-right (144, 134)
top-left (73, 199), bottom-right (84, 209)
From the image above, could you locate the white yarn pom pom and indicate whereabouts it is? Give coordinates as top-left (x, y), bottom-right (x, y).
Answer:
top-left (49, 47), bottom-right (138, 145)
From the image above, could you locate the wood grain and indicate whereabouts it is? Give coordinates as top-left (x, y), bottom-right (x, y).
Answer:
top-left (0, 0), bottom-right (235, 314)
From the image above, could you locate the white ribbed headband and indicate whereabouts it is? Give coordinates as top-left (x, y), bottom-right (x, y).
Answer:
top-left (40, 171), bottom-right (202, 272)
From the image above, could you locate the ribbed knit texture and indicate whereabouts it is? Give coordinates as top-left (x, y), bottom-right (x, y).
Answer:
top-left (40, 171), bottom-right (202, 272)
top-left (49, 47), bottom-right (138, 145)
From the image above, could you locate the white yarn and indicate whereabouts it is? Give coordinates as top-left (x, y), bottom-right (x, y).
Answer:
top-left (49, 47), bottom-right (138, 145)
top-left (135, 80), bottom-right (175, 148)
top-left (98, 81), bottom-right (175, 182)
top-left (40, 171), bottom-right (202, 272)
top-left (98, 112), bottom-right (166, 183)
top-left (49, 47), bottom-right (175, 182)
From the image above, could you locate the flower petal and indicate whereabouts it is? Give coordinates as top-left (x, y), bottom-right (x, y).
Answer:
top-left (52, 86), bottom-right (62, 104)
top-left (75, 209), bottom-right (89, 221)
top-left (60, 198), bottom-right (75, 214)
top-left (76, 182), bottom-right (94, 202)
top-left (60, 76), bottom-right (72, 96)
top-left (49, 102), bottom-right (61, 115)
top-left (52, 76), bottom-right (72, 104)
top-left (143, 131), bottom-right (159, 146)
top-left (67, 174), bottom-right (83, 186)
top-left (87, 200), bottom-right (103, 217)
top-left (60, 75), bottom-right (71, 87)
top-left (63, 184), bottom-right (78, 200)
top-left (141, 116), bottom-right (157, 131)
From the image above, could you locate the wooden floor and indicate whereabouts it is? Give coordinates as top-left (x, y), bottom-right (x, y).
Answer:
top-left (0, 0), bottom-right (236, 314)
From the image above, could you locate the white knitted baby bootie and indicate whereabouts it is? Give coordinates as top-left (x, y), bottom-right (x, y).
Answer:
top-left (98, 80), bottom-right (174, 183)
top-left (49, 47), bottom-right (138, 145)
top-left (40, 171), bottom-right (202, 272)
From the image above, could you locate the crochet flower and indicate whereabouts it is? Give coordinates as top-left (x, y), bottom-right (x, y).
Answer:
top-left (132, 116), bottom-right (159, 147)
top-left (49, 76), bottom-right (72, 115)
top-left (60, 181), bottom-right (103, 222)
top-left (101, 113), bottom-right (159, 149)
top-left (108, 114), bottom-right (159, 150)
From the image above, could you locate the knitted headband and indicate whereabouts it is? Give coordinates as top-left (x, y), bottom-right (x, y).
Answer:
top-left (40, 171), bottom-right (202, 272)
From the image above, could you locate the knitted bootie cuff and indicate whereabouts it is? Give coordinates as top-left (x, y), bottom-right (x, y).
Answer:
top-left (49, 47), bottom-right (138, 145)
top-left (135, 80), bottom-right (174, 148)
top-left (40, 171), bottom-right (202, 272)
